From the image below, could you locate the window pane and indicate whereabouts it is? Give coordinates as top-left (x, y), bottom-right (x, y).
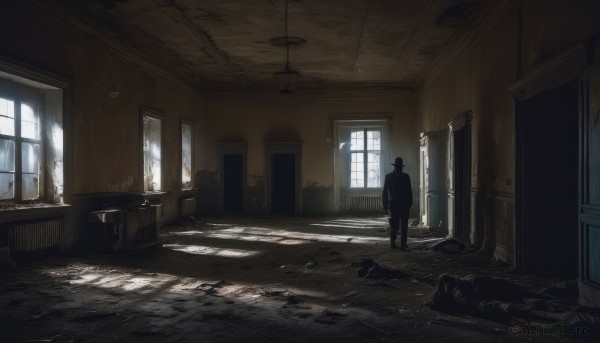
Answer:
top-left (21, 102), bottom-right (40, 140)
top-left (0, 139), bottom-right (15, 172)
top-left (22, 142), bottom-right (40, 200)
top-left (350, 152), bottom-right (364, 188)
top-left (0, 98), bottom-right (15, 118)
top-left (143, 115), bottom-right (162, 192)
top-left (350, 130), bottom-right (364, 151)
top-left (22, 142), bottom-right (40, 174)
top-left (367, 152), bottom-right (380, 187)
top-left (0, 97), bottom-right (15, 136)
top-left (0, 172), bottom-right (14, 199)
top-left (22, 173), bottom-right (39, 200)
top-left (181, 123), bottom-right (192, 189)
top-left (367, 130), bottom-right (380, 151)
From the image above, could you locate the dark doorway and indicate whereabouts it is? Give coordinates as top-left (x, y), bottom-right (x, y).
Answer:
top-left (223, 154), bottom-right (244, 213)
top-left (271, 153), bottom-right (296, 215)
top-left (519, 80), bottom-right (579, 278)
top-left (453, 121), bottom-right (471, 244)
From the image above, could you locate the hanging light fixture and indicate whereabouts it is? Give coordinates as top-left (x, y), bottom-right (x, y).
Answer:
top-left (274, 0), bottom-right (301, 93)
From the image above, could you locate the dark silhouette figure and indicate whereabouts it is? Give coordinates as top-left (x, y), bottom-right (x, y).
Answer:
top-left (382, 157), bottom-right (413, 250)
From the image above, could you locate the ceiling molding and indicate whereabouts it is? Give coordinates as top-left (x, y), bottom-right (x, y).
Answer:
top-left (328, 113), bottom-right (394, 121)
top-left (204, 87), bottom-right (415, 103)
top-left (416, 0), bottom-right (516, 97)
top-left (392, 0), bottom-right (438, 75)
top-left (17, 0), bottom-right (203, 97)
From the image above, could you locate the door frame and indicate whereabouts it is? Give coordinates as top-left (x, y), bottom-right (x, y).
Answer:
top-left (579, 60), bottom-right (600, 306)
top-left (264, 141), bottom-right (302, 215)
top-left (448, 112), bottom-right (472, 243)
top-left (217, 142), bottom-right (247, 214)
top-left (511, 43), bottom-right (587, 272)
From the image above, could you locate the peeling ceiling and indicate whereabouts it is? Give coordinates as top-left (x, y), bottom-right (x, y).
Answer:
top-left (40, 0), bottom-right (483, 92)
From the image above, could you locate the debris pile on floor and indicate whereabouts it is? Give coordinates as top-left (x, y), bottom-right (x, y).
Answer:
top-left (431, 238), bottom-right (466, 254)
top-left (353, 258), bottom-right (408, 279)
top-left (426, 273), bottom-right (600, 328)
top-left (3, 216), bottom-right (599, 341)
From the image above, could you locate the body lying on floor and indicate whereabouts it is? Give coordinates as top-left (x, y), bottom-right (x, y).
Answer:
top-left (426, 274), bottom-right (600, 330)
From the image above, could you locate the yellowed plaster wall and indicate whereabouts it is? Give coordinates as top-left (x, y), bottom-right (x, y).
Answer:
top-left (419, 3), bottom-right (519, 195)
top-left (2, 1), bottom-right (205, 196)
top-left (203, 94), bottom-right (418, 188)
top-left (418, 2), bottom-right (520, 256)
top-left (417, 0), bottom-right (600, 261)
top-left (70, 51), bottom-right (204, 194)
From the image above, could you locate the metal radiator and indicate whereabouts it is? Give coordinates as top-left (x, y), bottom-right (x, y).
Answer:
top-left (343, 195), bottom-right (383, 212)
top-left (9, 218), bottom-right (64, 253)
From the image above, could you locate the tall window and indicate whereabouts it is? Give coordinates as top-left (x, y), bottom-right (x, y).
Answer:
top-left (349, 129), bottom-right (382, 188)
top-left (142, 109), bottom-right (163, 192)
top-left (0, 90), bottom-right (42, 200)
top-left (181, 122), bottom-right (193, 190)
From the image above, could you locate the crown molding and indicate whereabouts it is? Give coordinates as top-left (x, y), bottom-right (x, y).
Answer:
top-left (204, 85), bottom-right (416, 102)
top-left (16, 0), bottom-right (203, 97)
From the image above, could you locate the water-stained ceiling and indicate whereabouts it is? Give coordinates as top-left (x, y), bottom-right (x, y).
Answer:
top-left (30, 0), bottom-right (483, 92)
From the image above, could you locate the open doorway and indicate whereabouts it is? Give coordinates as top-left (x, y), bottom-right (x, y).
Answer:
top-left (448, 115), bottom-right (472, 244)
top-left (271, 153), bottom-right (296, 215)
top-left (517, 80), bottom-right (579, 278)
top-left (265, 141), bottom-right (301, 216)
top-left (223, 154), bottom-right (244, 213)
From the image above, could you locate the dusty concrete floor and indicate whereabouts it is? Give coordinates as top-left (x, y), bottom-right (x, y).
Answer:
top-left (0, 216), bottom-right (595, 342)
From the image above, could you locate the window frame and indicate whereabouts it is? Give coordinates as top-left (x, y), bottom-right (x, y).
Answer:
top-left (0, 80), bottom-right (44, 202)
top-left (348, 128), bottom-right (383, 189)
top-left (339, 122), bottom-right (387, 193)
top-left (180, 119), bottom-right (194, 190)
top-left (333, 118), bottom-right (389, 208)
top-left (0, 55), bottom-right (70, 205)
top-left (140, 107), bottom-right (165, 194)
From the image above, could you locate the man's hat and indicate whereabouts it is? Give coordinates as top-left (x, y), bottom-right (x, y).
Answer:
top-left (392, 157), bottom-right (405, 167)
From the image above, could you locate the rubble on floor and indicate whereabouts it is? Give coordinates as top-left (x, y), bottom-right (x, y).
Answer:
top-left (1, 216), bottom-right (596, 342)
top-left (426, 273), bottom-right (600, 331)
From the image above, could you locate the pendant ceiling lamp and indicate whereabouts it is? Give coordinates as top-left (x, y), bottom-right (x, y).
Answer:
top-left (273, 0), bottom-right (301, 94)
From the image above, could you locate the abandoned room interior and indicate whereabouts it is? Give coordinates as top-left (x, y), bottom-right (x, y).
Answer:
top-left (1, 0), bottom-right (600, 341)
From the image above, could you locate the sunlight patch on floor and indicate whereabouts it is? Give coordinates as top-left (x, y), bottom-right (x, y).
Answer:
top-left (43, 264), bottom-right (352, 312)
top-left (47, 268), bottom-right (177, 294)
top-left (169, 230), bottom-right (205, 236)
top-left (163, 243), bottom-right (261, 257)
top-left (121, 276), bottom-right (159, 291)
top-left (410, 237), bottom-right (445, 243)
top-left (209, 226), bottom-right (387, 245)
top-left (44, 264), bottom-right (216, 296)
top-left (310, 223), bottom-right (381, 229)
top-left (205, 232), bottom-right (306, 245)
top-left (310, 218), bottom-right (387, 229)
top-left (69, 273), bottom-right (102, 285)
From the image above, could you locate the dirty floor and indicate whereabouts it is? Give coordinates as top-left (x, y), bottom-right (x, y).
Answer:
top-left (0, 216), bottom-right (595, 342)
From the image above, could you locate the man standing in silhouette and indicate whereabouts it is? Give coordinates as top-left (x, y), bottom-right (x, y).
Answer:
top-left (382, 157), bottom-right (413, 250)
